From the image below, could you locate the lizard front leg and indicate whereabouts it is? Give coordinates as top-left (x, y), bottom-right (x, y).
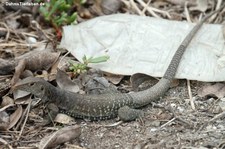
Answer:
top-left (42, 103), bottom-right (59, 125)
top-left (118, 106), bottom-right (144, 121)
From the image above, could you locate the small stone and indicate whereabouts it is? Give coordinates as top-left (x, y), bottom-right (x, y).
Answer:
top-left (177, 106), bottom-right (184, 112)
top-left (27, 37), bottom-right (37, 44)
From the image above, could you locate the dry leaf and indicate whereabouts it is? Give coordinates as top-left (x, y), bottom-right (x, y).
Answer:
top-left (165, 0), bottom-right (196, 6)
top-left (130, 73), bottom-right (158, 91)
top-left (48, 58), bottom-right (60, 81)
top-left (14, 96), bottom-right (32, 105)
top-left (56, 69), bottom-right (80, 93)
top-left (84, 76), bottom-right (118, 94)
top-left (104, 72), bottom-right (124, 85)
top-left (89, 0), bottom-right (104, 16)
top-left (101, 0), bottom-right (122, 15)
top-left (0, 111), bottom-right (9, 131)
top-left (21, 69), bottom-right (34, 78)
top-left (0, 58), bottom-right (15, 75)
top-left (39, 125), bottom-right (81, 149)
top-left (13, 88), bottom-right (30, 99)
top-left (8, 105), bottom-right (23, 129)
top-left (0, 138), bottom-right (10, 146)
top-left (0, 104), bottom-right (15, 112)
top-left (198, 83), bottom-right (225, 98)
top-left (130, 73), bottom-right (178, 91)
top-left (54, 113), bottom-right (75, 124)
top-left (1, 96), bottom-right (14, 107)
top-left (171, 79), bottom-right (180, 87)
top-left (0, 80), bottom-right (10, 98)
top-left (189, 0), bottom-right (208, 12)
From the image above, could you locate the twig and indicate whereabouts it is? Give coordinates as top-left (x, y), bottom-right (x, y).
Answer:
top-left (58, 51), bottom-right (70, 69)
top-left (187, 80), bottom-right (195, 110)
top-left (0, 27), bottom-right (38, 38)
top-left (141, 0), bottom-right (151, 16)
top-left (0, 104), bottom-right (15, 112)
top-left (216, 0), bottom-right (223, 10)
top-left (197, 110), bottom-right (225, 132)
top-left (103, 121), bottom-right (123, 127)
top-left (0, 22), bottom-right (10, 41)
top-left (176, 117), bottom-right (194, 128)
top-left (208, 110), bottom-right (225, 123)
top-left (165, 0), bottom-right (187, 6)
top-left (184, 2), bottom-right (191, 22)
top-left (0, 43), bottom-right (41, 47)
top-left (208, 1), bottom-right (223, 22)
top-left (135, 0), bottom-right (160, 18)
top-left (31, 20), bottom-right (53, 42)
top-left (136, 0), bottom-right (171, 18)
top-left (0, 138), bottom-right (13, 149)
top-left (17, 101), bottom-right (31, 140)
top-left (130, 0), bottom-right (143, 15)
top-left (156, 104), bottom-right (194, 128)
top-left (160, 117), bottom-right (176, 129)
top-left (3, 10), bottom-right (21, 20)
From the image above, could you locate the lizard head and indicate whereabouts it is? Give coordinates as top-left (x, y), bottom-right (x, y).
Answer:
top-left (13, 77), bottom-right (48, 99)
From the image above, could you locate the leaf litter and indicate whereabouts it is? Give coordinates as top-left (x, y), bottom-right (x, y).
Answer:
top-left (1, 0), bottom-right (225, 149)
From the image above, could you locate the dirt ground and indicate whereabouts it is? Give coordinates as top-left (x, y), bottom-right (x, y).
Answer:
top-left (1, 0), bottom-right (225, 149)
top-left (79, 80), bottom-right (225, 149)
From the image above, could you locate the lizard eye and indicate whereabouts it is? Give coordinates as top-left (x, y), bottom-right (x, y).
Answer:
top-left (40, 86), bottom-right (44, 91)
top-left (29, 83), bottom-right (35, 86)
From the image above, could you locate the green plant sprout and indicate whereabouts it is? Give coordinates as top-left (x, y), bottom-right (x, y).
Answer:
top-left (39, 0), bottom-right (77, 26)
top-left (37, 0), bottom-right (83, 36)
top-left (69, 55), bottom-right (110, 74)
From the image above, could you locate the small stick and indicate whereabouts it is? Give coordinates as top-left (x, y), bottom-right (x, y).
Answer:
top-left (17, 101), bottom-right (31, 140)
top-left (184, 2), bottom-right (191, 23)
top-left (187, 80), bottom-right (195, 110)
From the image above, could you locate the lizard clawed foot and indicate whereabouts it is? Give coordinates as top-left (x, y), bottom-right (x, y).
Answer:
top-left (118, 106), bottom-right (144, 121)
top-left (41, 103), bottom-right (59, 126)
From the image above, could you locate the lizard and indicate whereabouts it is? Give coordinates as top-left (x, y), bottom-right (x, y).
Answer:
top-left (13, 5), bottom-right (225, 121)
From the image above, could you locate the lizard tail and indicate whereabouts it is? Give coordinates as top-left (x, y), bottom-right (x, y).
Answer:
top-left (131, 3), bottom-right (225, 107)
top-left (163, 3), bottom-right (225, 80)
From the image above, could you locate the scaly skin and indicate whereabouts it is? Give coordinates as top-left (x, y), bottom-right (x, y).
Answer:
top-left (14, 5), bottom-right (225, 121)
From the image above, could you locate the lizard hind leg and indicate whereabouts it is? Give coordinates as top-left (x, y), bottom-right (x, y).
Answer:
top-left (118, 106), bottom-right (144, 121)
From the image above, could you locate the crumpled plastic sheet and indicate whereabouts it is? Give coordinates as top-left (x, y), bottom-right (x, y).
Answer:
top-left (60, 14), bottom-right (225, 82)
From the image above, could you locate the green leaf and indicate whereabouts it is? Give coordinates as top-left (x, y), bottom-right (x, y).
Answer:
top-left (39, 4), bottom-right (50, 19)
top-left (80, 0), bottom-right (86, 4)
top-left (47, 0), bottom-right (63, 19)
top-left (82, 55), bottom-right (87, 62)
top-left (55, 12), bottom-right (68, 26)
top-left (67, 12), bottom-right (77, 23)
top-left (88, 56), bottom-right (110, 63)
